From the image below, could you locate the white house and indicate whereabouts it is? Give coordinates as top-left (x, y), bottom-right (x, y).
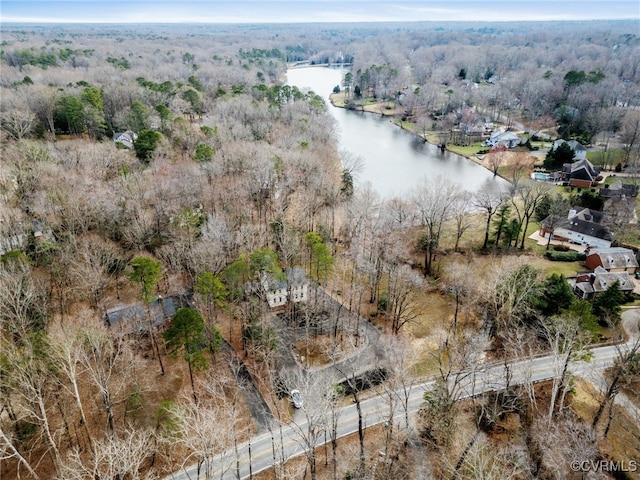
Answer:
top-left (483, 130), bottom-right (521, 148)
top-left (0, 232), bottom-right (25, 256)
top-left (0, 219), bottom-right (52, 255)
top-left (113, 130), bottom-right (138, 149)
top-left (262, 267), bottom-right (308, 309)
top-left (540, 206), bottom-right (613, 249)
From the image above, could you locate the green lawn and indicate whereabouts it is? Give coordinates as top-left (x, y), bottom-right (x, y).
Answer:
top-left (519, 219), bottom-right (585, 277)
top-left (530, 141), bottom-right (553, 150)
top-left (446, 142), bottom-right (484, 158)
top-left (587, 148), bottom-right (626, 169)
top-left (603, 174), bottom-right (638, 186)
top-left (530, 257), bottom-right (583, 278)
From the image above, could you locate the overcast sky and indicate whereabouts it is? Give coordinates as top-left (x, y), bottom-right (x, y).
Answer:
top-left (2, 0), bottom-right (639, 24)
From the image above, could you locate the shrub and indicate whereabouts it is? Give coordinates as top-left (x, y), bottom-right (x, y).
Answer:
top-left (194, 143), bottom-right (214, 162)
top-left (545, 250), bottom-right (586, 261)
top-left (133, 130), bottom-right (162, 162)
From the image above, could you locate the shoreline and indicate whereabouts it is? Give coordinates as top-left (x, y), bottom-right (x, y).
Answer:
top-left (328, 92), bottom-right (514, 182)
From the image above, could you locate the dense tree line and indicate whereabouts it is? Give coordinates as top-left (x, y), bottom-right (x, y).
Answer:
top-left (0, 22), bottom-right (350, 479)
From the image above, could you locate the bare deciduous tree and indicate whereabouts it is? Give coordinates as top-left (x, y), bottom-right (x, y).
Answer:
top-left (450, 190), bottom-right (474, 252)
top-left (77, 321), bottom-right (136, 434)
top-left (450, 436), bottom-right (530, 480)
top-left (0, 260), bottom-right (48, 340)
top-left (592, 337), bottom-right (640, 435)
top-left (57, 428), bottom-right (156, 480)
top-left (286, 371), bottom-right (333, 480)
top-left (384, 263), bottom-right (424, 335)
top-left (473, 180), bottom-right (505, 250)
top-left (1, 333), bottom-right (64, 477)
top-left (0, 107), bottom-right (35, 140)
top-left (541, 314), bottom-right (591, 422)
top-left (442, 260), bottom-right (475, 333)
top-left (0, 425), bottom-right (42, 480)
top-left (540, 194), bottom-right (570, 251)
top-left (531, 414), bottom-right (599, 480)
top-left (509, 179), bottom-right (551, 249)
top-left (164, 395), bottom-right (234, 479)
top-left (412, 175), bottom-right (460, 276)
top-left (481, 257), bottom-right (542, 336)
top-left (379, 334), bottom-right (417, 432)
top-left (49, 315), bottom-right (95, 453)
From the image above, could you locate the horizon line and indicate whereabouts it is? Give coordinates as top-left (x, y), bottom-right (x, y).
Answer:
top-left (2, 18), bottom-right (639, 25)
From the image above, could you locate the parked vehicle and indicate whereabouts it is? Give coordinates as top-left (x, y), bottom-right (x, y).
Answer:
top-left (290, 389), bottom-right (303, 409)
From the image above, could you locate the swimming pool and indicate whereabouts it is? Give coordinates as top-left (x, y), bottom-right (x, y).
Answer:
top-left (532, 172), bottom-right (549, 181)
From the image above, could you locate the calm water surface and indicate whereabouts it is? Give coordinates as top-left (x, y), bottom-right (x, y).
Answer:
top-left (286, 67), bottom-right (508, 198)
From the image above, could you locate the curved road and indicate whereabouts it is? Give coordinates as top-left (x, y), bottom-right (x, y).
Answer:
top-left (165, 309), bottom-right (640, 480)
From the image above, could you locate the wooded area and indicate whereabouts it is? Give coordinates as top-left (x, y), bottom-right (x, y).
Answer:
top-left (1, 20), bottom-right (639, 479)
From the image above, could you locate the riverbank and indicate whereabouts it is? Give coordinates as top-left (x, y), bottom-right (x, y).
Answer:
top-left (328, 92), bottom-right (535, 183)
top-left (290, 66), bottom-right (510, 195)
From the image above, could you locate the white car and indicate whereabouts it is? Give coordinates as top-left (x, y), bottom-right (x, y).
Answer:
top-left (290, 389), bottom-right (303, 409)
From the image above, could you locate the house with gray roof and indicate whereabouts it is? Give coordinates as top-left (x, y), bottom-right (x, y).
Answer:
top-left (571, 266), bottom-right (635, 299)
top-left (600, 180), bottom-right (639, 200)
top-left (483, 130), bottom-right (521, 148)
top-left (553, 139), bottom-right (588, 161)
top-left (105, 296), bottom-right (177, 332)
top-left (113, 130), bottom-right (138, 149)
top-left (262, 267), bottom-right (308, 309)
top-left (585, 247), bottom-right (638, 274)
top-left (561, 158), bottom-right (600, 188)
top-left (540, 206), bottom-right (613, 249)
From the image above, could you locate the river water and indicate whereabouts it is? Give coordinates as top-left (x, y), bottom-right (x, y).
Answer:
top-left (285, 67), bottom-right (508, 198)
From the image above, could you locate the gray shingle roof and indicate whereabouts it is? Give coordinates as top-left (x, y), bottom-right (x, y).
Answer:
top-left (561, 207), bottom-right (613, 241)
top-left (574, 266), bottom-right (635, 295)
top-left (587, 247), bottom-right (638, 270)
top-left (601, 181), bottom-right (639, 199)
top-left (105, 297), bottom-right (176, 328)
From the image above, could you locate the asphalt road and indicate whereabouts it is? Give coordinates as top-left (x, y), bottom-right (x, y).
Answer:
top-left (165, 310), bottom-right (640, 480)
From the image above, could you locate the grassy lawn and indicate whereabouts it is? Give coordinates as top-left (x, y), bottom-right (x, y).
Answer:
top-left (587, 148), bottom-right (626, 168)
top-left (411, 347), bottom-right (441, 378)
top-left (530, 141), bottom-right (553, 150)
top-left (438, 209), bottom-right (585, 278)
top-left (424, 132), bottom-right (441, 144)
top-left (603, 174), bottom-right (638, 186)
top-left (446, 142), bottom-right (484, 158)
top-left (617, 224), bottom-right (640, 248)
top-left (394, 118), bottom-right (415, 129)
top-left (526, 256), bottom-right (583, 277)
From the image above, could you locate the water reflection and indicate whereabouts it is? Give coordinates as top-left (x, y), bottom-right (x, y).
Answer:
top-left (286, 67), bottom-right (509, 198)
